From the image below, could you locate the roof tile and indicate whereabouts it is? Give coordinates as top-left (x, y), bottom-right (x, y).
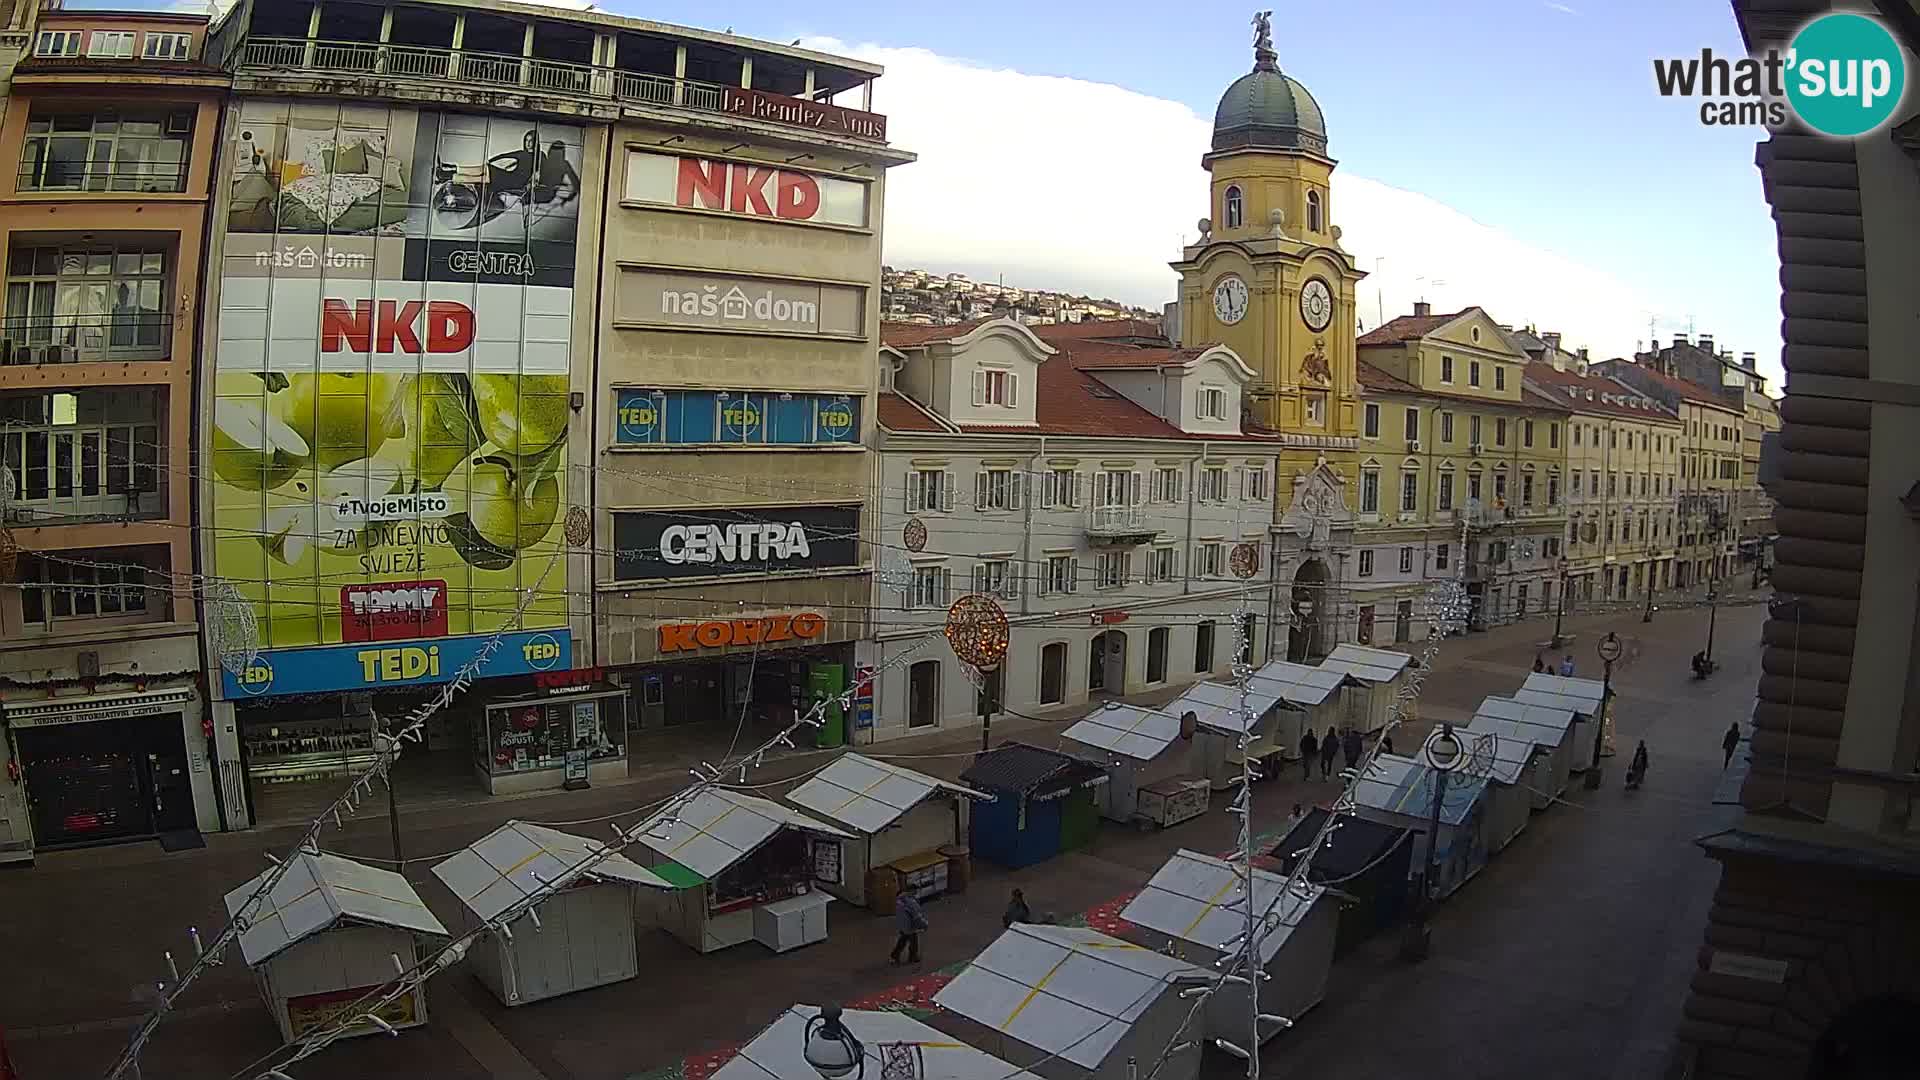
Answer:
top-left (1522, 362), bottom-right (1679, 421)
top-left (1356, 311), bottom-right (1465, 346)
top-left (876, 391), bottom-right (950, 433)
top-left (880, 320), bottom-right (992, 347)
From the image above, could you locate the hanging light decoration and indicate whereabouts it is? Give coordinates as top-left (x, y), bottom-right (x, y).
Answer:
top-left (1229, 541), bottom-right (1260, 580)
top-left (205, 579), bottom-right (260, 675)
top-left (563, 505), bottom-right (591, 548)
top-left (902, 516), bottom-right (928, 553)
top-left (944, 593), bottom-right (1009, 672)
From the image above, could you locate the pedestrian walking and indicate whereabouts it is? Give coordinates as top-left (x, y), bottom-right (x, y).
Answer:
top-left (1299, 728), bottom-right (1319, 779)
top-left (1722, 722), bottom-right (1741, 769)
top-left (1559, 654), bottom-right (1576, 677)
top-left (1342, 727), bottom-right (1363, 771)
top-left (1533, 653), bottom-right (1547, 673)
top-left (890, 890), bottom-right (926, 965)
top-left (1318, 725), bottom-right (1338, 780)
top-left (1003, 888), bottom-right (1031, 929)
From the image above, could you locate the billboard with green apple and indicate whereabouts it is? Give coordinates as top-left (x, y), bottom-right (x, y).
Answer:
top-left (210, 100), bottom-right (581, 673)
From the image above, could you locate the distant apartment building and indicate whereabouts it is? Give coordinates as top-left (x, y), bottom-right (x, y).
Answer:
top-left (1635, 333), bottom-right (1778, 568)
top-left (0, 6), bottom-right (226, 862)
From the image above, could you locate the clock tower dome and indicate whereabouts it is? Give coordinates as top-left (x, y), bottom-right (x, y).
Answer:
top-left (1172, 11), bottom-right (1365, 445)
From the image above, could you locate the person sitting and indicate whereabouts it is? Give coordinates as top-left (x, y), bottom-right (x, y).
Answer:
top-left (1692, 650), bottom-right (1710, 677)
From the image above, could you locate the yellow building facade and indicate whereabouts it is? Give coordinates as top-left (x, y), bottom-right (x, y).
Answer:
top-left (1355, 307), bottom-right (1572, 631)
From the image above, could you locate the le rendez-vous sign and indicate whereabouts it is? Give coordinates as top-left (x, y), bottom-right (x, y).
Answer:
top-left (720, 87), bottom-right (887, 142)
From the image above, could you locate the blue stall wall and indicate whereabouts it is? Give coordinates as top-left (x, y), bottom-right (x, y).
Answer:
top-left (969, 795), bottom-right (1062, 869)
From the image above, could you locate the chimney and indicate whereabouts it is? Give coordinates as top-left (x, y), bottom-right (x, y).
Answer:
top-left (1413, 301), bottom-right (1432, 318)
top-left (1673, 333), bottom-right (1689, 347)
top-left (1543, 331), bottom-right (1562, 351)
top-left (1698, 333), bottom-right (1714, 354)
top-left (1741, 350), bottom-right (1757, 370)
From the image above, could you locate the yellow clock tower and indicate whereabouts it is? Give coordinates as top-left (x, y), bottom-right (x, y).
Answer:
top-left (1172, 13), bottom-right (1365, 450)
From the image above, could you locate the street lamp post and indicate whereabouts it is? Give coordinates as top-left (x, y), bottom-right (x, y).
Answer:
top-left (976, 665), bottom-right (1000, 754)
top-left (1550, 557), bottom-right (1570, 649)
top-left (1584, 632), bottom-right (1623, 791)
top-left (1642, 567), bottom-right (1657, 623)
top-left (1401, 722), bottom-right (1463, 963)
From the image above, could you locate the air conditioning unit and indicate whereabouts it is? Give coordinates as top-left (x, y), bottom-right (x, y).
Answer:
top-left (1469, 442), bottom-right (1484, 455)
top-left (1406, 439), bottom-right (1422, 452)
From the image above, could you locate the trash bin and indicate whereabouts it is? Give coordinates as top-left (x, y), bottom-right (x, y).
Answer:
top-left (939, 844), bottom-right (971, 894)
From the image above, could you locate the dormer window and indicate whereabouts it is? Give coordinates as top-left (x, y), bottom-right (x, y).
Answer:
top-left (87, 31), bottom-right (135, 59)
top-left (1306, 191), bottom-right (1323, 233)
top-left (1224, 186), bottom-right (1243, 229)
top-left (35, 30), bottom-right (80, 57)
top-left (973, 367), bottom-right (1018, 408)
top-left (1198, 385), bottom-right (1228, 420)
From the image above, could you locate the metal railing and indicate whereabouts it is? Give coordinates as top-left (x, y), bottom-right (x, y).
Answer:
top-left (0, 314), bottom-right (172, 364)
top-left (16, 161), bottom-right (189, 195)
top-left (236, 37), bottom-right (875, 139)
top-left (1086, 505), bottom-right (1151, 533)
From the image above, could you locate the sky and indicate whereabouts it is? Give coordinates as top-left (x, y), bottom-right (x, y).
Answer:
top-left (117, 0), bottom-right (1784, 383)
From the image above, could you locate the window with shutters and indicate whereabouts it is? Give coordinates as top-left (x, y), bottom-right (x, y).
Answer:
top-left (1549, 423), bottom-right (1560, 449)
top-left (1572, 424), bottom-right (1582, 447)
top-left (1400, 470), bottom-right (1417, 513)
top-left (1495, 417), bottom-right (1508, 446)
top-left (1441, 411), bottom-right (1454, 443)
top-left (1363, 403), bottom-right (1380, 438)
top-left (1470, 415), bottom-right (1483, 445)
top-left (1521, 473), bottom-right (1535, 505)
top-left (1404, 407), bottom-right (1419, 442)
top-left (973, 558), bottom-right (1017, 600)
top-left (1198, 386), bottom-right (1228, 420)
top-left (1523, 419), bottom-right (1534, 447)
top-left (1469, 360), bottom-right (1482, 387)
top-left (1438, 470), bottom-right (1454, 510)
top-left (908, 564), bottom-right (951, 609)
top-left (1041, 468), bottom-right (1080, 509)
top-left (905, 468), bottom-right (948, 513)
top-left (1358, 549), bottom-right (1375, 576)
top-left (1196, 541), bottom-right (1225, 578)
top-left (1398, 546), bottom-right (1414, 573)
top-left (1096, 550), bottom-right (1130, 589)
top-left (1094, 468), bottom-right (1139, 509)
top-left (1200, 466), bottom-right (1229, 502)
top-left (1150, 466), bottom-right (1181, 504)
top-left (1495, 366), bottom-right (1507, 391)
top-left (1440, 356), bottom-right (1455, 383)
top-left (1147, 545), bottom-right (1179, 584)
top-left (1242, 465), bottom-right (1269, 502)
top-left (975, 468), bottom-right (1022, 511)
top-left (1548, 474), bottom-right (1560, 505)
top-left (1435, 543), bottom-right (1450, 570)
top-left (1359, 468), bottom-right (1379, 514)
top-left (974, 367), bottom-right (1017, 407)
top-left (1041, 554), bottom-right (1077, 595)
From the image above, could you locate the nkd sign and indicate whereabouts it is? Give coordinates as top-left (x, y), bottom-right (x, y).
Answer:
top-left (611, 503), bottom-right (860, 580)
top-left (615, 268), bottom-right (865, 337)
top-left (623, 152), bottom-right (869, 229)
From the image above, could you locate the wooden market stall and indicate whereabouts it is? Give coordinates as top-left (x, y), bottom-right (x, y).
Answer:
top-left (1166, 680), bottom-right (1305, 791)
top-left (1061, 703), bottom-right (1206, 827)
top-left (1121, 849), bottom-right (1338, 1049)
top-left (1512, 673), bottom-right (1610, 772)
top-left (1349, 754), bottom-right (1491, 901)
top-left (1466, 694), bottom-right (1579, 808)
top-left (934, 923), bottom-right (1211, 1080)
top-left (1249, 660), bottom-right (1362, 751)
top-left (630, 788), bottom-right (853, 955)
top-left (1318, 643), bottom-right (1416, 734)
top-left (1272, 808), bottom-right (1414, 957)
top-left (224, 851), bottom-right (447, 1042)
top-left (961, 744), bottom-right (1107, 869)
top-left (783, 753), bottom-right (990, 912)
top-left (1456, 730), bottom-right (1541, 853)
top-left (430, 821), bottom-right (671, 1006)
top-left (713, 1004), bottom-right (1043, 1080)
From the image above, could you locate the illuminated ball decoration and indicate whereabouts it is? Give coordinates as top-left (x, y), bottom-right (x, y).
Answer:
top-left (902, 517), bottom-right (928, 553)
top-left (1229, 542), bottom-right (1260, 579)
top-left (564, 505), bottom-right (591, 548)
top-left (945, 593), bottom-right (1010, 672)
top-left (206, 579), bottom-right (261, 675)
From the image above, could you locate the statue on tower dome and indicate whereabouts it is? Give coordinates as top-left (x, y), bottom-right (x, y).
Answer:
top-left (1252, 10), bottom-right (1277, 69)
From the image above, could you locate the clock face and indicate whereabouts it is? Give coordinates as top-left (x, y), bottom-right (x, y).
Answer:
top-left (1300, 278), bottom-right (1334, 332)
top-left (1212, 275), bottom-right (1249, 325)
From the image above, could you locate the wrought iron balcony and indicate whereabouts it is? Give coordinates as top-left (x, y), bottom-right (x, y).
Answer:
top-left (1085, 505), bottom-right (1160, 545)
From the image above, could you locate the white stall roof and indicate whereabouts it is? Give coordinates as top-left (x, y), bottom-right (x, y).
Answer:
top-left (785, 753), bottom-right (989, 835)
top-left (935, 924), bottom-right (1207, 1071)
top-left (1165, 680), bottom-right (1290, 736)
top-left (1514, 673), bottom-right (1608, 717)
top-left (713, 1005), bottom-right (1043, 1080)
top-left (224, 851), bottom-right (446, 967)
top-left (432, 821), bottom-right (671, 922)
top-left (1062, 702), bottom-right (1182, 761)
top-left (1250, 660), bottom-right (1352, 706)
top-left (1320, 643), bottom-right (1414, 684)
top-left (631, 788), bottom-right (851, 881)
top-left (1122, 849), bottom-right (1325, 964)
top-left (1458, 730), bottom-right (1537, 786)
top-left (1470, 695), bottom-right (1578, 748)
top-left (1351, 754), bottom-right (1487, 827)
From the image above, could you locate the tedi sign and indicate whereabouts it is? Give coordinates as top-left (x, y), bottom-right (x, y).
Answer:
top-left (1653, 12), bottom-right (1906, 135)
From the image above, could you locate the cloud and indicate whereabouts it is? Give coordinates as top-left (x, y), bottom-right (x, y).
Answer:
top-left (812, 39), bottom-right (1679, 362)
top-left (1543, 2), bottom-right (1578, 15)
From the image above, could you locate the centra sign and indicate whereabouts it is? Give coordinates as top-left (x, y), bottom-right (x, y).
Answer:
top-left (660, 521), bottom-right (813, 566)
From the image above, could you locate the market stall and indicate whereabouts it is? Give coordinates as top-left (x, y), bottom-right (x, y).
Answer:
top-left (1349, 754), bottom-right (1490, 901)
top-left (1457, 730), bottom-right (1541, 853)
top-left (1061, 703), bottom-right (1205, 827)
top-left (934, 923), bottom-right (1210, 1080)
top-left (1250, 660), bottom-right (1361, 749)
top-left (1121, 849), bottom-right (1337, 1048)
top-left (1318, 643), bottom-right (1415, 734)
top-left (714, 1004), bottom-right (1042, 1080)
top-left (1167, 680), bottom-right (1304, 791)
top-left (431, 821), bottom-right (671, 1006)
top-left (224, 851), bottom-right (447, 1042)
top-left (783, 753), bottom-right (990, 911)
top-left (630, 788), bottom-right (852, 954)
top-left (1272, 808), bottom-right (1414, 957)
top-left (1512, 673), bottom-right (1609, 772)
top-left (960, 744), bottom-right (1107, 869)
top-left (1466, 695), bottom-right (1579, 808)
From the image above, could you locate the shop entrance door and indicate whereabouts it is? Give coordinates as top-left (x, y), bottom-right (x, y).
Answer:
top-left (17, 716), bottom-right (186, 846)
top-left (1088, 632), bottom-right (1108, 693)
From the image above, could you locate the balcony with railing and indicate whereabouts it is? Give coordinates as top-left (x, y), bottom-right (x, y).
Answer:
top-left (0, 313), bottom-right (172, 366)
top-left (1085, 504), bottom-right (1160, 545)
top-left (1, 389), bottom-right (166, 527)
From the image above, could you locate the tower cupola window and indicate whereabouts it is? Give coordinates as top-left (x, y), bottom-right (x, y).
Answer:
top-left (1224, 185), bottom-right (1243, 229)
top-left (1306, 190), bottom-right (1323, 232)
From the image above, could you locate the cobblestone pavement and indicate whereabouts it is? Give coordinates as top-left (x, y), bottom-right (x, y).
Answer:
top-left (0, 599), bottom-right (1762, 1080)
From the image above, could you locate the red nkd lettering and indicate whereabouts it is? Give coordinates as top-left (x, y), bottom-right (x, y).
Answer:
top-left (728, 164), bottom-right (776, 216)
top-left (776, 171), bottom-right (820, 220)
top-left (320, 299), bottom-right (474, 354)
top-left (675, 157), bottom-right (728, 211)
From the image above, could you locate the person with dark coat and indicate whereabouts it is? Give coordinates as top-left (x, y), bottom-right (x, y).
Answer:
top-left (1003, 888), bottom-right (1031, 929)
top-left (1722, 722), bottom-right (1741, 769)
top-left (1533, 653), bottom-right (1547, 673)
top-left (1629, 740), bottom-right (1650, 785)
top-left (1382, 735), bottom-right (1396, 756)
top-left (890, 891), bottom-right (926, 965)
top-left (1341, 728), bottom-right (1364, 770)
top-left (1318, 725), bottom-right (1339, 780)
top-left (1298, 728), bottom-right (1319, 780)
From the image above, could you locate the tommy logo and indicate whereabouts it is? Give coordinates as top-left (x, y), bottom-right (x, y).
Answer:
top-left (340, 580), bottom-right (449, 642)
